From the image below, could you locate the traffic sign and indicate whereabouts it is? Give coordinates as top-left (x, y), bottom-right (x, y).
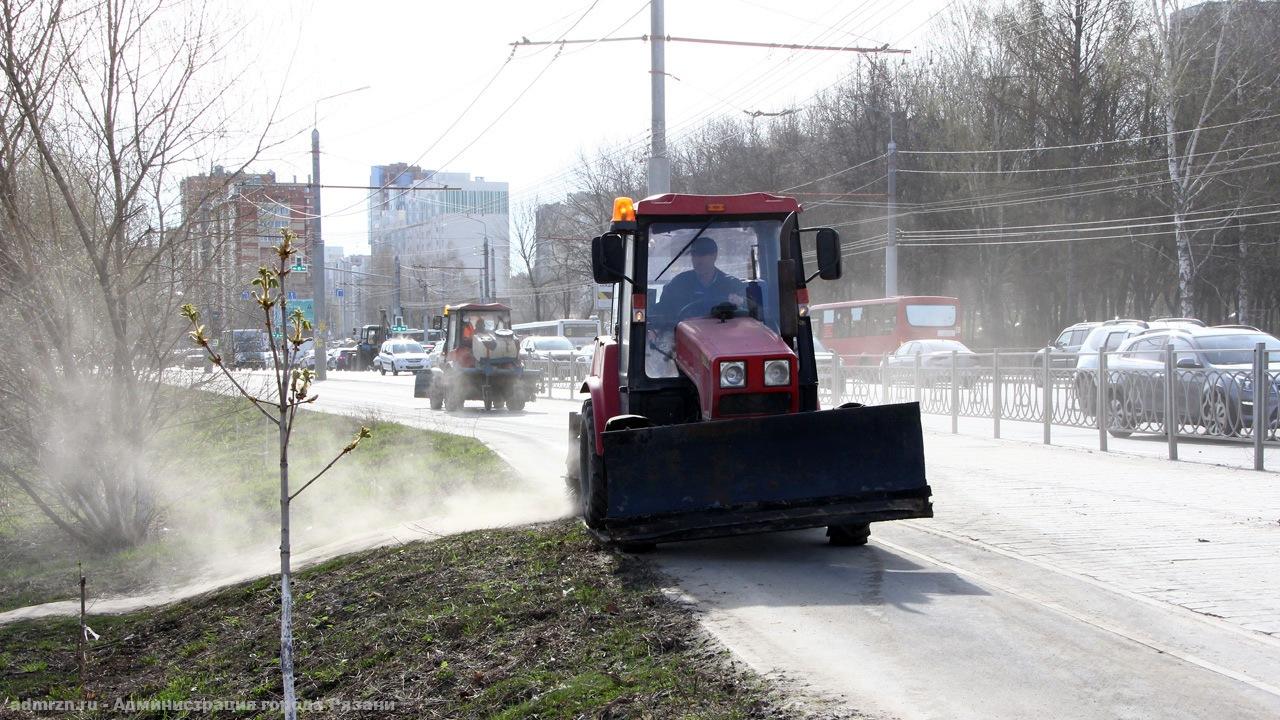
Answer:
top-left (335, 288), bottom-right (344, 298)
top-left (241, 291), bottom-right (251, 301)
top-left (390, 325), bottom-right (408, 334)
top-left (287, 291), bottom-right (297, 301)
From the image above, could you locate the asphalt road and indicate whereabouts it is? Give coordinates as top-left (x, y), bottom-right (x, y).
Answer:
top-left (298, 370), bottom-right (1280, 720)
top-left (9, 369), bottom-right (1276, 719)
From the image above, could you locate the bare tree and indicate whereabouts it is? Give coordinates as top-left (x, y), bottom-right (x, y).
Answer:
top-left (510, 198), bottom-right (547, 321)
top-left (0, 0), bottom-right (283, 549)
top-left (1148, 0), bottom-right (1279, 317)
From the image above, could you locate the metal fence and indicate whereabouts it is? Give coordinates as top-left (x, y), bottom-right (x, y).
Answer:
top-left (521, 358), bottom-right (591, 400)
top-left (817, 344), bottom-right (1279, 471)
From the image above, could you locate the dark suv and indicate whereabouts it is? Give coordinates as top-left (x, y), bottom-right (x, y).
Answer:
top-left (1034, 322), bottom-right (1099, 382)
top-left (1102, 326), bottom-right (1280, 438)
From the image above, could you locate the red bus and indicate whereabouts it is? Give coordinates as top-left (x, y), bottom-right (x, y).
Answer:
top-left (811, 296), bottom-right (962, 361)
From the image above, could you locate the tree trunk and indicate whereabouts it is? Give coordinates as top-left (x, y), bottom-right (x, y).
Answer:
top-left (1173, 202), bottom-right (1195, 318)
top-left (1237, 224), bottom-right (1249, 325)
top-left (278, 318), bottom-right (297, 719)
top-left (279, 416), bottom-right (296, 719)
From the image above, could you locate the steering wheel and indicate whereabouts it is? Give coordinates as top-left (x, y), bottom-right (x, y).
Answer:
top-left (676, 296), bottom-right (739, 321)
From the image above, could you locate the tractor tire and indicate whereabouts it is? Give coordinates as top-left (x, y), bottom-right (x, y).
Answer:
top-left (445, 390), bottom-right (464, 412)
top-left (392, 367), bottom-right (399, 376)
top-left (565, 414), bottom-right (582, 499)
top-left (429, 389), bottom-right (444, 411)
top-left (414, 372), bottom-right (430, 399)
top-left (578, 402), bottom-right (607, 529)
top-left (379, 366), bottom-right (386, 376)
top-left (483, 396), bottom-right (493, 411)
top-left (827, 523), bottom-right (871, 546)
top-left (506, 395), bottom-right (526, 412)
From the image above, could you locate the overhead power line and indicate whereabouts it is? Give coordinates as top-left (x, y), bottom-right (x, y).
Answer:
top-left (510, 33), bottom-right (910, 55)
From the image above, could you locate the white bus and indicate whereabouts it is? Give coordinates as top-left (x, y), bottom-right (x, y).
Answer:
top-left (512, 318), bottom-right (601, 350)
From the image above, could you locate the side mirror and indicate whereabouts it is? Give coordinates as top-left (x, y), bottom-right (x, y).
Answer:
top-left (592, 233), bottom-right (626, 284)
top-left (1176, 357), bottom-right (1202, 369)
top-left (814, 227), bottom-right (842, 280)
top-left (431, 316), bottom-right (443, 330)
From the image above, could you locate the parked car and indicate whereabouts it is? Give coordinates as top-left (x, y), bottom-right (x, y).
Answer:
top-left (1102, 326), bottom-right (1280, 438)
top-left (374, 339), bottom-right (430, 375)
top-left (882, 339), bottom-right (981, 387)
top-left (1072, 319), bottom-right (1201, 416)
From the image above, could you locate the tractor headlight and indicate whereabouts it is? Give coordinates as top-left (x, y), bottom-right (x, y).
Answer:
top-left (764, 359), bottom-right (791, 387)
top-left (719, 361), bottom-right (746, 388)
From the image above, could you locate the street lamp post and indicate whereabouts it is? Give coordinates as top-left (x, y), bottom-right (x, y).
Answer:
top-left (308, 85), bottom-right (370, 381)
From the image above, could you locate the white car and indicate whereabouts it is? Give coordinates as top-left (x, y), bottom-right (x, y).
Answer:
top-left (520, 336), bottom-right (576, 363)
top-left (375, 339), bottom-right (430, 375)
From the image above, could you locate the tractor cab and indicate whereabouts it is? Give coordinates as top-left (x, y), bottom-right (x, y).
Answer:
top-left (568, 193), bottom-right (932, 547)
top-left (356, 323), bottom-right (387, 371)
top-left (438, 303), bottom-right (517, 368)
top-left (416, 303), bottom-right (538, 412)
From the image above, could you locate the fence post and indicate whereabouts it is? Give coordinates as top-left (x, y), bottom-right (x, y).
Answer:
top-left (833, 354), bottom-right (843, 406)
top-left (914, 352), bottom-right (922, 405)
top-left (881, 354), bottom-right (890, 406)
top-left (992, 348), bottom-right (1002, 439)
top-left (1165, 345), bottom-right (1178, 461)
top-left (950, 350), bottom-right (959, 434)
top-left (1098, 349), bottom-right (1108, 452)
top-left (544, 361), bottom-right (553, 399)
top-left (1043, 346), bottom-right (1052, 445)
top-left (1255, 342), bottom-right (1267, 472)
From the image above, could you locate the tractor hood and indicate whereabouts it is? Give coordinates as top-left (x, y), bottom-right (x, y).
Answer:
top-left (675, 316), bottom-right (798, 420)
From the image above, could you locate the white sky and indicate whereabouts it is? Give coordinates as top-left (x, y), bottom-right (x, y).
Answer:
top-left (224, 0), bottom-right (954, 256)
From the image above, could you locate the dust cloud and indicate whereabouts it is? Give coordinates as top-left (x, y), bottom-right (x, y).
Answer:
top-left (0, 370), bottom-right (570, 624)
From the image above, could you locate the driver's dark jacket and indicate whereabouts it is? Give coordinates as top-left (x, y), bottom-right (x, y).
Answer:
top-left (653, 268), bottom-right (745, 324)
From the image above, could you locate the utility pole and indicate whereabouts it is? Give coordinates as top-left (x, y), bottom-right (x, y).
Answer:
top-left (393, 255), bottom-right (402, 323)
top-left (648, 0), bottom-right (670, 196)
top-left (885, 118), bottom-right (898, 298)
top-left (310, 129), bottom-right (327, 380)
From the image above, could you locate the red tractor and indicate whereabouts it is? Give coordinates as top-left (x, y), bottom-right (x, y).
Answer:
top-left (566, 193), bottom-right (932, 548)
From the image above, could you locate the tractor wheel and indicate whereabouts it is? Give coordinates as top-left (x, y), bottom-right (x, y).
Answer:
top-left (578, 402), bottom-right (607, 529)
top-left (379, 365), bottom-right (387, 376)
top-left (445, 389), bottom-right (464, 412)
top-left (429, 390), bottom-right (444, 411)
top-left (827, 523), bottom-right (871, 547)
top-left (392, 367), bottom-right (399, 376)
top-left (565, 414), bottom-right (582, 498)
top-left (506, 395), bottom-right (526, 412)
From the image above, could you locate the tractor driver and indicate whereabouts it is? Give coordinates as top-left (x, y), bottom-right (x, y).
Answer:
top-left (651, 236), bottom-right (746, 325)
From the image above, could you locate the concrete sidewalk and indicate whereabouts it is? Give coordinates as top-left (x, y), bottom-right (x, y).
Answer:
top-left (917, 428), bottom-right (1280, 638)
top-left (915, 410), bottom-right (1279, 472)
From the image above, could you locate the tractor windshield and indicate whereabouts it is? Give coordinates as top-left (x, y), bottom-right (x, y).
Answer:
top-left (645, 219), bottom-right (783, 378)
